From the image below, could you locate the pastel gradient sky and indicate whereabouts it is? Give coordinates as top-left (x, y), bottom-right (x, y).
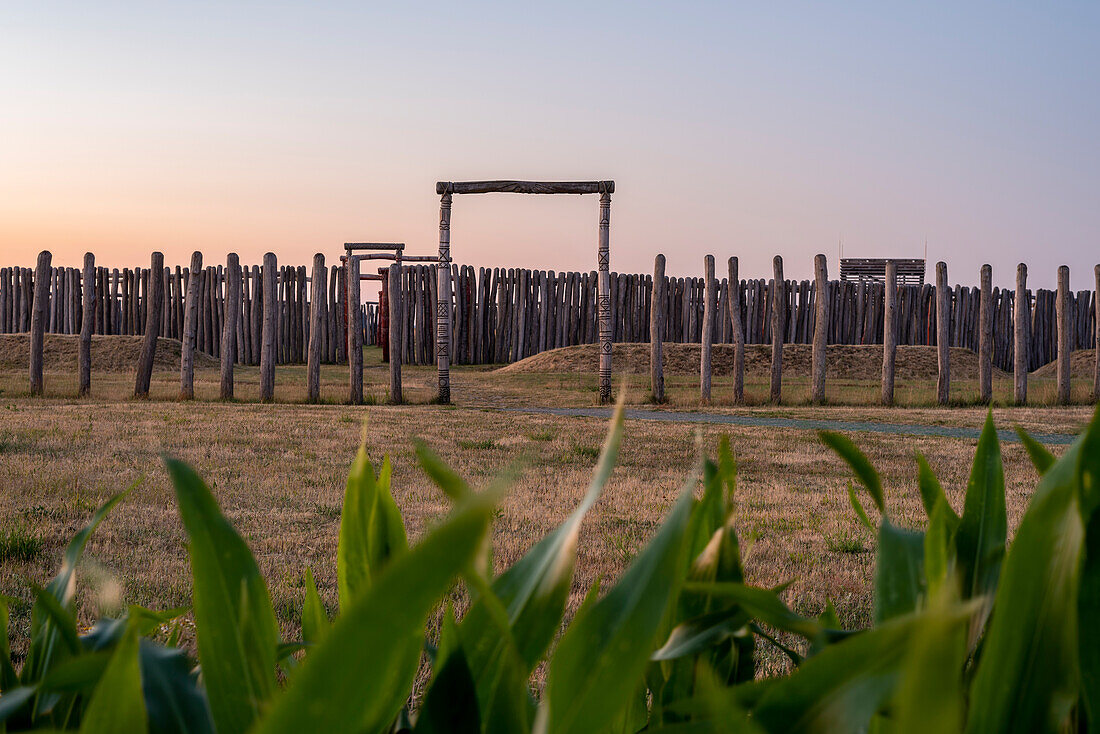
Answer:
top-left (2, 2), bottom-right (1098, 290)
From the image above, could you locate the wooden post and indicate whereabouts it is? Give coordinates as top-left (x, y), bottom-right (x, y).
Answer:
top-left (388, 263), bottom-right (403, 404)
top-left (220, 254), bottom-right (241, 400)
top-left (979, 264), bottom-right (993, 403)
top-left (811, 254), bottom-right (828, 404)
top-left (1095, 264), bottom-right (1100, 403)
top-left (348, 254), bottom-right (363, 404)
top-left (769, 256), bottom-right (784, 403)
top-left (882, 261), bottom-right (897, 406)
top-left (307, 253), bottom-right (326, 403)
top-left (79, 254), bottom-right (94, 396)
top-left (260, 253), bottom-right (277, 402)
top-left (436, 192), bottom-right (452, 403)
top-left (701, 255), bottom-right (715, 402)
top-left (180, 251), bottom-right (203, 399)
top-left (597, 188), bottom-right (613, 403)
top-left (1057, 265), bottom-right (1071, 405)
top-left (728, 258), bottom-right (745, 403)
top-left (29, 251), bottom-right (51, 395)
top-left (1014, 263), bottom-right (1029, 405)
top-left (936, 262), bottom-right (950, 405)
top-left (134, 252), bottom-right (164, 398)
top-left (650, 254), bottom-right (666, 402)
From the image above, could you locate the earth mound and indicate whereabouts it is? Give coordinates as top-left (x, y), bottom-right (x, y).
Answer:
top-left (0, 334), bottom-right (218, 373)
top-left (1031, 349), bottom-right (1097, 379)
top-left (498, 342), bottom-right (1006, 381)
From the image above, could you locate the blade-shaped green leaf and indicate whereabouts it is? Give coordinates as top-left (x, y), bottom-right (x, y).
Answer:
top-left (79, 622), bottom-right (147, 734)
top-left (338, 448), bottom-right (407, 611)
top-left (964, 436), bottom-right (1084, 734)
top-left (892, 598), bottom-right (969, 734)
top-left (819, 431), bottom-right (884, 514)
top-left (541, 489), bottom-right (693, 734)
top-left (414, 646), bottom-right (481, 734)
top-left (955, 412), bottom-right (1006, 603)
top-left (874, 520), bottom-right (925, 624)
top-left (22, 486), bottom-right (131, 685)
top-left (138, 641), bottom-right (216, 734)
top-left (683, 582), bottom-right (823, 641)
top-left (651, 608), bottom-right (751, 661)
top-left (752, 613), bottom-right (923, 733)
top-left (924, 499), bottom-right (957, 599)
top-left (1075, 407), bottom-right (1100, 721)
top-left (916, 454), bottom-right (959, 524)
top-left (0, 600), bottom-right (17, 691)
top-left (301, 568), bottom-right (330, 648)
top-left (252, 488), bottom-right (499, 734)
top-left (1015, 426), bottom-right (1056, 476)
top-left (415, 441), bottom-right (472, 502)
top-left (468, 402), bottom-right (625, 672)
top-left (166, 458), bottom-right (279, 734)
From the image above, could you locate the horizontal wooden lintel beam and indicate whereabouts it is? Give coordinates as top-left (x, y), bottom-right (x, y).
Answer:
top-left (344, 242), bottom-right (404, 251)
top-left (436, 180), bottom-right (615, 195)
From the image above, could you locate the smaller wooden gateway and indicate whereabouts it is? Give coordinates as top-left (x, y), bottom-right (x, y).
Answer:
top-left (840, 258), bottom-right (925, 286)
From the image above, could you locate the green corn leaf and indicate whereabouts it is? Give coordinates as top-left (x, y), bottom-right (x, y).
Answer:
top-left (890, 599), bottom-right (970, 734)
top-left (955, 412), bottom-right (1007, 606)
top-left (413, 646), bottom-right (481, 734)
top-left (252, 487), bottom-right (499, 734)
top-left (338, 448), bottom-right (407, 611)
top-left (468, 402), bottom-right (624, 672)
top-left (301, 568), bottom-right (330, 648)
top-left (916, 454), bottom-right (959, 523)
top-left (874, 520), bottom-right (925, 624)
top-left (651, 608), bottom-right (751, 661)
top-left (684, 582), bottom-right (823, 642)
top-left (0, 600), bottom-right (18, 692)
top-left (137, 642), bottom-right (216, 734)
top-left (1015, 426), bottom-right (1056, 476)
top-left (38, 650), bottom-right (111, 693)
top-left (819, 431), bottom-right (884, 514)
top-left (964, 436), bottom-right (1084, 734)
top-left (924, 499), bottom-right (957, 599)
top-left (717, 435), bottom-right (737, 505)
top-left (166, 458), bottom-right (279, 734)
top-left (78, 622), bottom-right (147, 734)
top-left (752, 613), bottom-right (923, 733)
top-left (0, 687), bottom-right (38, 727)
top-left (1075, 407), bottom-right (1100, 721)
top-left (22, 486), bottom-right (131, 685)
top-left (415, 441), bottom-right (472, 502)
top-left (847, 482), bottom-right (875, 531)
top-left (540, 488), bottom-right (693, 734)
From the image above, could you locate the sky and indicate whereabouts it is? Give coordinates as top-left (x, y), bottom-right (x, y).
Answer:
top-left (2, 1), bottom-right (1098, 292)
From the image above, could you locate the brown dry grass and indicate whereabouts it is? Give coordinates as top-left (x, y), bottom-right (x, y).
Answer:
top-left (0, 341), bottom-right (1094, 678)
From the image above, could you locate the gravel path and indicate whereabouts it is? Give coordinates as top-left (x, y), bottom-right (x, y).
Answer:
top-left (497, 406), bottom-right (1078, 445)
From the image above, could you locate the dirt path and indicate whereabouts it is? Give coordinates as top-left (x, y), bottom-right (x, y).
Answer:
top-left (494, 406), bottom-right (1078, 445)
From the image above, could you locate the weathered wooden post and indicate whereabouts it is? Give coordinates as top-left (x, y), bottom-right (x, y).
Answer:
top-left (1094, 264), bottom-right (1100, 403)
top-left (134, 251), bottom-right (164, 398)
top-left (881, 260), bottom-right (897, 406)
top-left (1014, 263), bottom-right (1029, 405)
top-left (811, 253), bottom-right (828, 404)
top-left (598, 188), bottom-right (613, 404)
top-left (936, 262), bottom-right (950, 405)
top-left (220, 253), bottom-right (241, 400)
top-left (769, 256), bottom-right (784, 403)
top-left (348, 254), bottom-right (363, 404)
top-left (79, 254), bottom-right (94, 396)
top-left (388, 263), bottom-right (403, 404)
top-left (728, 257), bottom-right (745, 403)
top-left (180, 251), bottom-right (203, 399)
top-left (260, 253), bottom-right (277, 402)
top-left (1057, 265), bottom-right (1071, 404)
top-left (436, 191), bottom-right (453, 403)
top-left (650, 254), bottom-right (666, 402)
top-left (978, 264), bottom-right (993, 403)
top-left (701, 255), bottom-right (715, 402)
top-left (29, 251), bottom-right (51, 395)
top-left (307, 253), bottom-right (326, 403)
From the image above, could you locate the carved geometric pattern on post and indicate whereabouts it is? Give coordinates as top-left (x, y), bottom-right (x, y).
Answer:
top-left (436, 302), bottom-right (449, 318)
top-left (598, 251), bottom-right (610, 268)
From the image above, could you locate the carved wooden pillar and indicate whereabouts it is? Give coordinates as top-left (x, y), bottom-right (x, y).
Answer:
top-left (597, 187), bottom-right (612, 404)
top-left (437, 191), bottom-right (452, 403)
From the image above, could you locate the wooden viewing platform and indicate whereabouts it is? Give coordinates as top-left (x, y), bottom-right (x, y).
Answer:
top-left (840, 258), bottom-right (925, 285)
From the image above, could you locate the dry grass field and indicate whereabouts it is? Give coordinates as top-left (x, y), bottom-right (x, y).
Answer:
top-left (0, 341), bottom-right (1096, 669)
